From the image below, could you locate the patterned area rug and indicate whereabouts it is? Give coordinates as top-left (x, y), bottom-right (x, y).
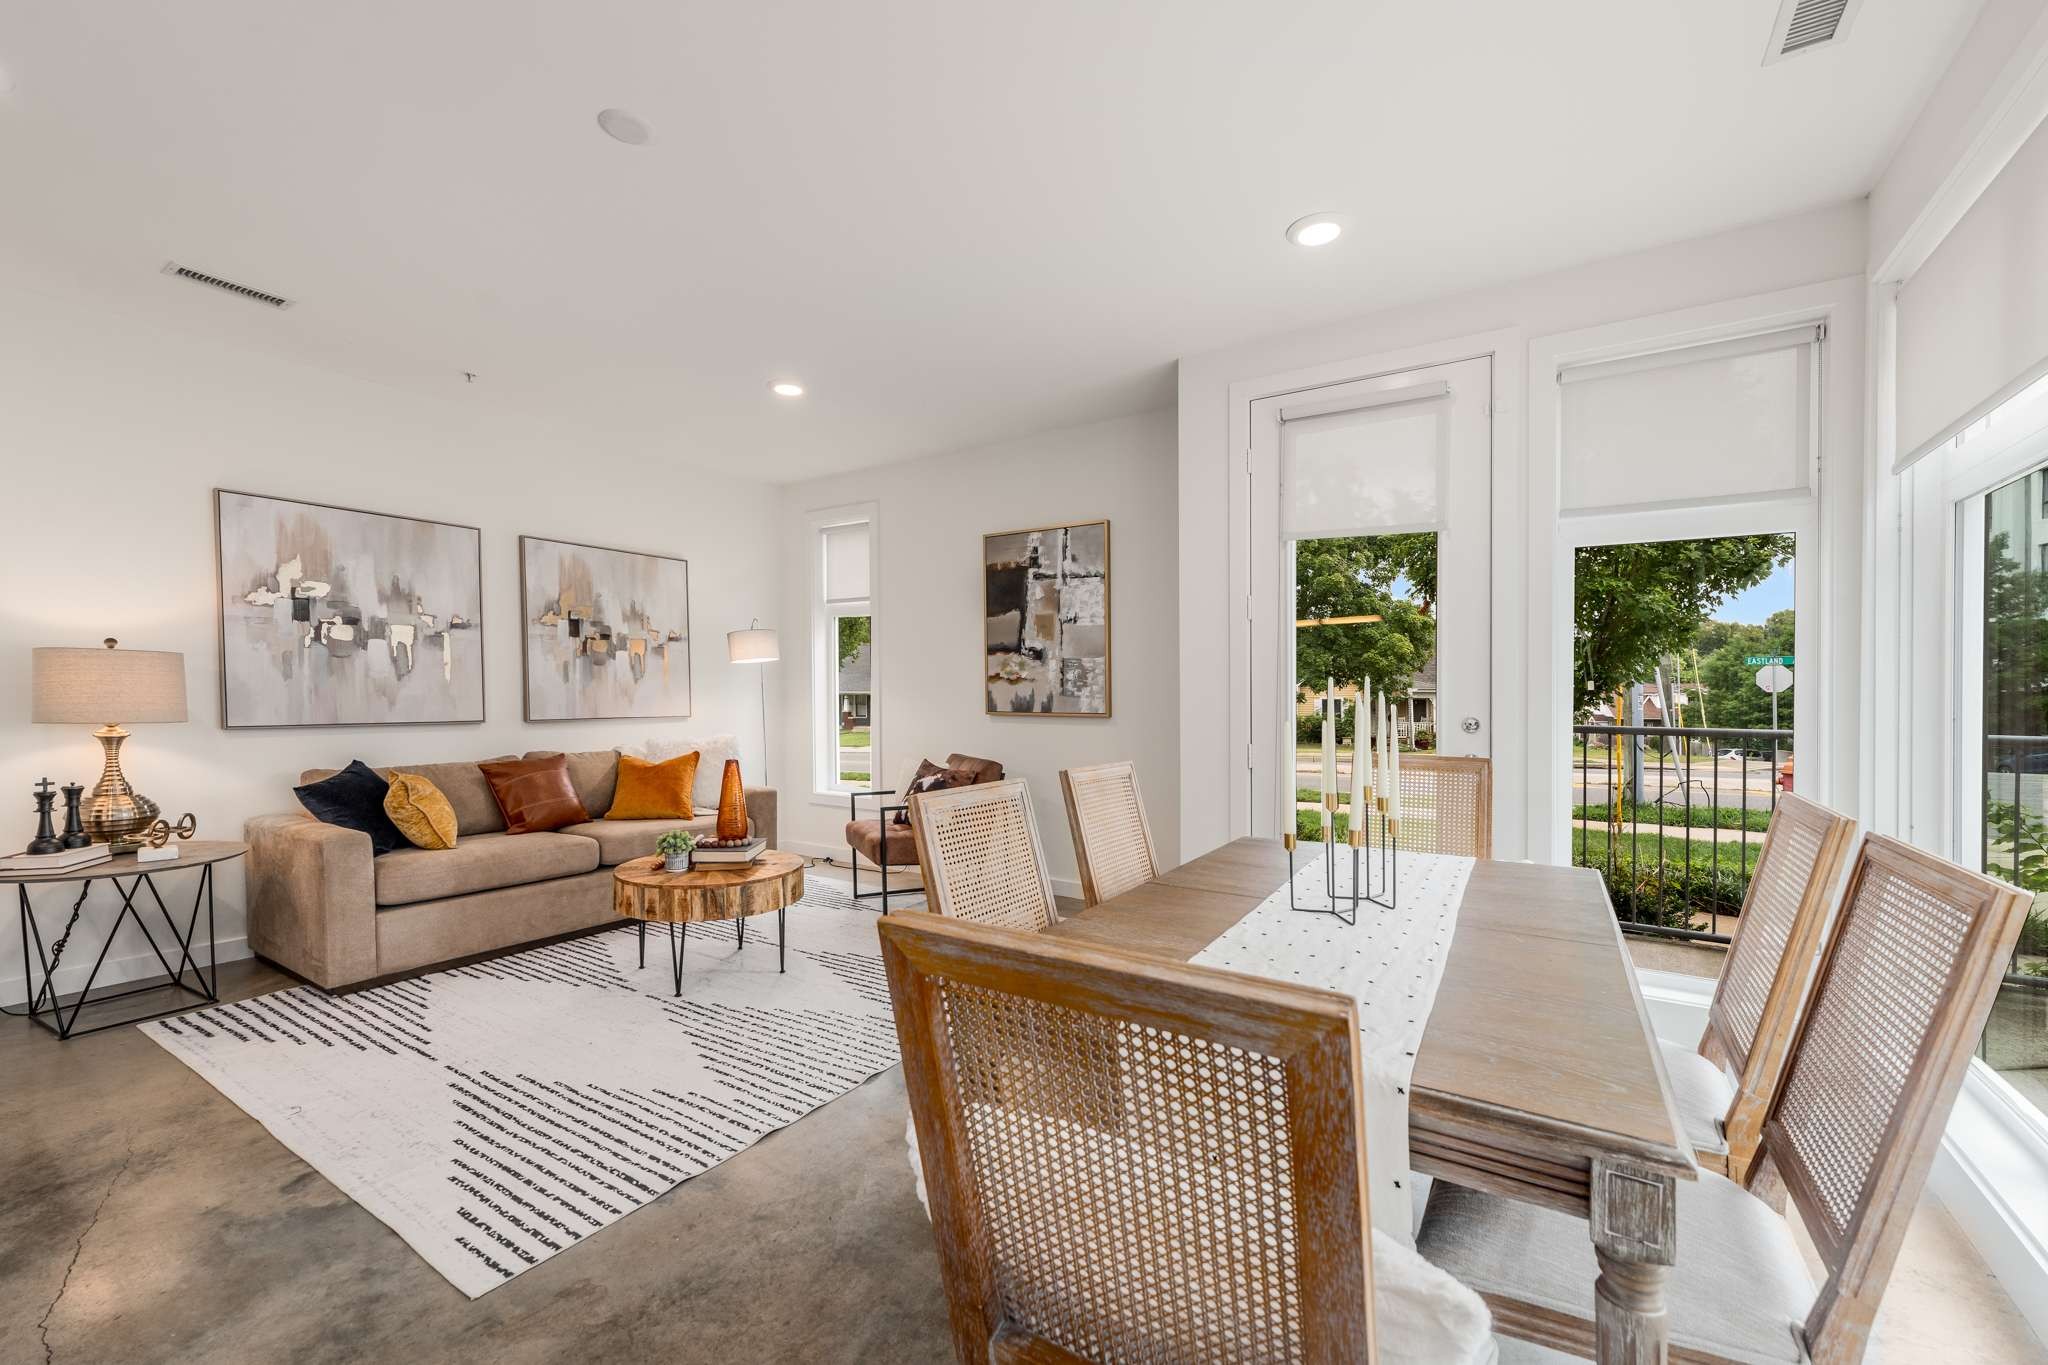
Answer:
top-left (143, 894), bottom-right (900, 1297)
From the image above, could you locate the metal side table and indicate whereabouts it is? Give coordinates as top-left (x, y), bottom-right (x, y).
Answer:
top-left (9, 840), bottom-right (245, 1039)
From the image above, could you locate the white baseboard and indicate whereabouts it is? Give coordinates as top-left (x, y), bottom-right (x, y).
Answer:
top-left (784, 838), bottom-right (1084, 903)
top-left (4, 935), bottom-right (253, 1011)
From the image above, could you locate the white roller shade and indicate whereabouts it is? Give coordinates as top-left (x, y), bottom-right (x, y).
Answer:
top-left (1895, 115), bottom-right (2048, 471)
top-left (823, 521), bottom-right (870, 603)
top-left (1559, 326), bottom-right (1818, 514)
top-left (1281, 386), bottom-right (1447, 538)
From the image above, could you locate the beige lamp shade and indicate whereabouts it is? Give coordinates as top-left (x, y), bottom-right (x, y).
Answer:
top-left (33, 641), bottom-right (189, 725)
top-left (727, 627), bottom-right (780, 664)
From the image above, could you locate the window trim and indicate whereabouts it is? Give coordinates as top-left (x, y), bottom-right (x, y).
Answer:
top-left (807, 501), bottom-right (880, 805)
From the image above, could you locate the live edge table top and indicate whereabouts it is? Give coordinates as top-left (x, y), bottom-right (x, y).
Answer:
top-left (1045, 837), bottom-right (1698, 1209)
top-left (612, 851), bottom-right (806, 926)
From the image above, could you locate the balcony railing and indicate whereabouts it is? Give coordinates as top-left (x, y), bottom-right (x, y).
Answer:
top-left (1572, 723), bottom-right (1788, 942)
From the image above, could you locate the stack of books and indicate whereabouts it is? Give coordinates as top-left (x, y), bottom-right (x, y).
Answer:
top-left (0, 844), bottom-right (113, 874)
top-left (692, 837), bottom-right (767, 866)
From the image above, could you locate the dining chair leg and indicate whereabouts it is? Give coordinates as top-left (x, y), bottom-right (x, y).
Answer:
top-left (1589, 1158), bottom-right (1677, 1365)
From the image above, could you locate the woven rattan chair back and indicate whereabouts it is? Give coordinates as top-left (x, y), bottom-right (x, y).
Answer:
top-left (1700, 792), bottom-right (1857, 1180)
top-left (909, 779), bottom-right (1058, 932)
top-left (1059, 761), bottom-right (1159, 907)
top-left (1753, 835), bottom-right (2029, 1363)
top-left (879, 912), bottom-right (1377, 1364)
top-left (1388, 755), bottom-right (1492, 859)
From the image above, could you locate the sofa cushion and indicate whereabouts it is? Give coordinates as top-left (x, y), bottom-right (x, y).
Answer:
top-left (480, 755), bottom-right (589, 834)
top-left (373, 830), bottom-right (600, 908)
top-left (295, 760), bottom-right (408, 856)
top-left (605, 752), bottom-right (699, 821)
top-left (384, 771), bottom-right (458, 850)
top-left (559, 816), bottom-right (725, 866)
top-left (301, 757), bottom-right (514, 837)
top-left (522, 749), bottom-right (621, 819)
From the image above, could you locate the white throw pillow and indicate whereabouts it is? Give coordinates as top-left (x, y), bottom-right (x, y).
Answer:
top-left (632, 733), bottom-right (740, 811)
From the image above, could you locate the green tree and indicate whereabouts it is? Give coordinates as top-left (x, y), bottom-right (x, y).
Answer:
top-left (837, 615), bottom-right (871, 668)
top-left (1295, 537), bottom-right (1436, 701)
top-left (1984, 529), bottom-right (2048, 739)
top-left (1693, 608), bottom-right (1796, 733)
top-left (1572, 536), bottom-right (1792, 715)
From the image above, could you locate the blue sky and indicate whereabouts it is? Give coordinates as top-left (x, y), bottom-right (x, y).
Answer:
top-left (1713, 562), bottom-right (1794, 624)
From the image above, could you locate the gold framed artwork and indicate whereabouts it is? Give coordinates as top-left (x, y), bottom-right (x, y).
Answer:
top-left (983, 519), bottom-right (1110, 717)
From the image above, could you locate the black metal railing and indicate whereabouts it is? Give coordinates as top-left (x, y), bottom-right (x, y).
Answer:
top-left (1983, 736), bottom-right (2048, 1015)
top-left (1572, 723), bottom-right (1790, 942)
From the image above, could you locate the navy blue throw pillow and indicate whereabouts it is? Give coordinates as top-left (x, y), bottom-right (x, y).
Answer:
top-left (295, 760), bottom-right (407, 856)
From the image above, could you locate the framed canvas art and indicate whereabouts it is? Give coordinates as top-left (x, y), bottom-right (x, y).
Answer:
top-left (519, 535), bottom-right (692, 720)
top-left (215, 489), bottom-right (485, 728)
top-left (984, 519), bottom-right (1111, 716)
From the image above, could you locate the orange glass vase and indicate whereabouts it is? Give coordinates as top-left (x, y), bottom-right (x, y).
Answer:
top-left (716, 758), bottom-right (749, 841)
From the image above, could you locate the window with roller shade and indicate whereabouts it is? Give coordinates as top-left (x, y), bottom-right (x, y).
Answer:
top-left (812, 509), bottom-right (877, 795)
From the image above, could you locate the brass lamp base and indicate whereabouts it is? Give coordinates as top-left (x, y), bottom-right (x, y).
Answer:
top-left (83, 724), bottom-right (161, 844)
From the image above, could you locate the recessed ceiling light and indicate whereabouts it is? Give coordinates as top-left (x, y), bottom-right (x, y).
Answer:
top-left (1285, 213), bottom-right (1346, 248)
top-left (769, 381), bottom-right (805, 399)
top-left (596, 108), bottom-right (653, 146)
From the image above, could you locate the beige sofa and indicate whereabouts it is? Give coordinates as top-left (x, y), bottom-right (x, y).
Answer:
top-left (245, 748), bottom-right (777, 991)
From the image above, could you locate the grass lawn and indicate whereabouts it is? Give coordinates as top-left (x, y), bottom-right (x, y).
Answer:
top-left (1573, 826), bottom-right (1758, 877)
top-left (839, 728), bottom-right (871, 749)
top-left (839, 770), bottom-right (871, 784)
top-left (1571, 801), bottom-right (1769, 833)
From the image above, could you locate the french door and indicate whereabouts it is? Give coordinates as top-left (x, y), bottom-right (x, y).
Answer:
top-left (1246, 355), bottom-right (1494, 837)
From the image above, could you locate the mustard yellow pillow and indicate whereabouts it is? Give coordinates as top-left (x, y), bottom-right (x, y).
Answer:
top-left (605, 752), bottom-right (698, 820)
top-left (385, 771), bottom-right (458, 850)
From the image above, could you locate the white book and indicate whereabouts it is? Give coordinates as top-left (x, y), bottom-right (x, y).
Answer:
top-left (0, 844), bottom-right (114, 872)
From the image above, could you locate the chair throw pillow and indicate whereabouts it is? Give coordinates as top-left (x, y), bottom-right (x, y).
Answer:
top-left (605, 752), bottom-right (699, 821)
top-left (295, 760), bottom-right (409, 856)
top-left (384, 771), bottom-right (459, 850)
top-left (479, 755), bottom-right (590, 834)
top-left (894, 758), bottom-right (975, 825)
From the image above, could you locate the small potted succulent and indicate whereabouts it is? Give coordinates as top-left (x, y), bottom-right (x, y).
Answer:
top-left (657, 829), bottom-right (697, 873)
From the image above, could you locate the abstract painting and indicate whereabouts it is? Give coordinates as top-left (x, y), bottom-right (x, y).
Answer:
top-left (520, 536), bottom-right (691, 720)
top-left (216, 490), bottom-right (484, 728)
top-left (984, 519), bottom-right (1111, 716)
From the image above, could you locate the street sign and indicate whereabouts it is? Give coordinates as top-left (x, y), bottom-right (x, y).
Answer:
top-left (1754, 664), bottom-right (1793, 694)
top-left (1743, 654), bottom-right (1793, 667)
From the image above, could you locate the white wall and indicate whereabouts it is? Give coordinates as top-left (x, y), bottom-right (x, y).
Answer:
top-left (1177, 201), bottom-right (1870, 864)
top-left (0, 255), bottom-right (782, 1007)
top-left (772, 410), bottom-right (1179, 896)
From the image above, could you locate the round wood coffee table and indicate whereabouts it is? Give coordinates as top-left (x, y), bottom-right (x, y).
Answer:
top-left (612, 851), bottom-right (806, 993)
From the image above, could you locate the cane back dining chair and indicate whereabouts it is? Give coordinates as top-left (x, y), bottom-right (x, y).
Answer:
top-left (1663, 792), bottom-right (1858, 1182)
top-left (1388, 755), bottom-right (1492, 859)
top-left (878, 911), bottom-right (1496, 1364)
top-left (908, 778), bottom-right (1058, 932)
top-left (1419, 835), bottom-right (2031, 1365)
top-left (1059, 760), bottom-right (1160, 907)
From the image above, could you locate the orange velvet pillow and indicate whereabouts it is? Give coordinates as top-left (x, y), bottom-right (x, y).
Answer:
top-left (605, 752), bottom-right (699, 821)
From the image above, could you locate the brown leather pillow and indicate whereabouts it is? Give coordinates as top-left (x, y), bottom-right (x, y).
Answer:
top-left (478, 755), bottom-right (589, 834)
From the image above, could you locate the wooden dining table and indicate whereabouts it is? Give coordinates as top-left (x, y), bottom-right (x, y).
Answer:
top-left (1045, 836), bottom-right (1699, 1365)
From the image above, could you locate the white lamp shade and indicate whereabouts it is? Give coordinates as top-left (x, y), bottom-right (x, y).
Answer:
top-left (727, 627), bottom-right (780, 664)
top-left (33, 644), bottom-right (188, 724)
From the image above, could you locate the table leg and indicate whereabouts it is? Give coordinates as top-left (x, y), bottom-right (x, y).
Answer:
top-left (779, 905), bottom-right (785, 974)
top-left (639, 920), bottom-right (646, 969)
top-left (1589, 1158), bottom-right (1677, 1365)
top-left (669, 921), bottom-right (685, 996)
top-left (738, 911), bottom-right (745, 950)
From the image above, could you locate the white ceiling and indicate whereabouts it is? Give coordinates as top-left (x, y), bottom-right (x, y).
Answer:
top-left (0, 0), bottom-right (1984, 481)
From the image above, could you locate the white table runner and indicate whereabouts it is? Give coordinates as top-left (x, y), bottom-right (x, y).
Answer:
top-left (1191, 847), bottom-right (1474, 1244)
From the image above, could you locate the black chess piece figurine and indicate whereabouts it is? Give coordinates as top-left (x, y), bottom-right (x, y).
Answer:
top-left (59, 783), bottom-right (90, 850)
top-left (27, 778), bottom-right (63, 856)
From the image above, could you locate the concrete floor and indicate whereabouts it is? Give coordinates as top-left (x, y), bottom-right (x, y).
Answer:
top-left (5, 893), bottom-right (2043, 1363)
top-left (1, 954), bottom-right (954, 1364)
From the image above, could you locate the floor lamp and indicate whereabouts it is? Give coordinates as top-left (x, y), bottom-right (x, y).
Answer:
top-left (727, 621), bottom-right (779, 779)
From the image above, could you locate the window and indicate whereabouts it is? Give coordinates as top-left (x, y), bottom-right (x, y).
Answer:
top-left (811, 507), bottom-right (878, 796)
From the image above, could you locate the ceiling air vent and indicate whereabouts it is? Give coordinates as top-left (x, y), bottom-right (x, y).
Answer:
top-left (159, 261), bottom-right (294, 309)
top-left (1764, 0), bottom-right (1861, 63)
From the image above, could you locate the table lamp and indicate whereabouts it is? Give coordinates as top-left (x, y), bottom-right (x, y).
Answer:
top-left (32, 638), bottom-right (188, 844)
top-left (726, 621), bottom-right (779, 775)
